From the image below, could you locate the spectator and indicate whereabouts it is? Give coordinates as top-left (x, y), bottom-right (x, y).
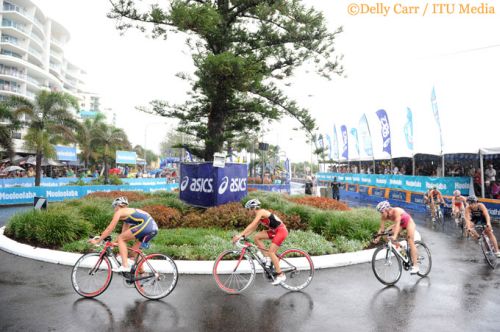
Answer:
top-left (27, 166), bottom-right (35, 177)
top-left (330, 177), bottom-right (340, 201)
top-left (473, 169), bottom-right (482, 197)
top-left (305, 176), bottom-right (313, 195)
top-left (490, 181), bottom-right (500, 199)
top-left (485, 164), bottom-right (496, 183)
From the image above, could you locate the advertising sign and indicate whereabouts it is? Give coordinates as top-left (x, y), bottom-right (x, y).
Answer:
top-left (116, 151), bottom-right (137, 164)
top-left (179, 163), bottom-right (248, 207)
top-left (55, 145), bottom-right (77, 161)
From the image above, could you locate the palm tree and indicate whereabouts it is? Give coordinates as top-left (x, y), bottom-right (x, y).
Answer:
top-left (0, 102), bottom-right (21, 160)
top-left (77, 113), bottom-right (106, 168)
top-left (91, 122), bottom-right (129, 184)
top-left (6, 91), bottom-right (79, 186)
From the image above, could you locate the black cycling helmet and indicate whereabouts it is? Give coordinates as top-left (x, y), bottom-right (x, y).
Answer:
top-left (466, 195), bottom-right (478, 204)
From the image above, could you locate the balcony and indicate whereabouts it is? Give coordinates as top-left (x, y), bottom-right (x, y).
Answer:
top-left (1, 18), bottom-right (27, 33)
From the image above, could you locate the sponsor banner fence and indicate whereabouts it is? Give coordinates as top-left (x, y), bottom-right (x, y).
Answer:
top-left (179, 162), bottom-right (247, 207)
top-left (0, 183), bottom-right (178, 205)
top-left (0, 177), bottom-right (173, 188)
top-left (248, 184), bottom-right (291, 194)
top-left (317, 172), bottom-right (470, 196)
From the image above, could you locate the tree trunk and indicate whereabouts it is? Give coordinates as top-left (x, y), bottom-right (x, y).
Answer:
top-left (35, 151), bottom-right (42, 186)
top-left (204, 103), bottom-right (226, 161)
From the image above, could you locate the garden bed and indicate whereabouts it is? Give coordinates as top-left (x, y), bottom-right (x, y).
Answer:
top-left (4, 191), bottom-right (380, 260)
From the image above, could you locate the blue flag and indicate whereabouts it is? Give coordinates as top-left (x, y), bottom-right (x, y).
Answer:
top-left (340, 125), bottom-right (349, 159)
top-left (431, 86), bottom-right (443, 151)
top-left (404, 107), bottom-right (414, 152)
top-left (332, 125), bottom-right (340, 160)
top-left (350, 127), bottom-right (359, 157)
top-left (358, 114), bottom-right (373, 157)
top-left (376, 109), bottom-right (391, 156)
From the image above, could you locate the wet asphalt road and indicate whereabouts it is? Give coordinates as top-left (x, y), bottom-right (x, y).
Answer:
top-left (1, 204), bottom-right (500, 331)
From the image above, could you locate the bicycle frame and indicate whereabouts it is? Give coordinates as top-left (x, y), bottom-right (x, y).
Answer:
top-left (93, 240), bottom-right (154, 283)
top-left (384, 240), bottom-right (412, 265)
top-left (236, 239), bottom-right (298, 276)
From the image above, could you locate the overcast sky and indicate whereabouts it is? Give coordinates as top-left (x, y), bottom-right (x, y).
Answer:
top-left (34, 0), bottom-right (500, 162)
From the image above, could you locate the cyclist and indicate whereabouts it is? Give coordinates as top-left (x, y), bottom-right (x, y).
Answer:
top-left (429, 186), bottom-right (444, 221)
top-left (374, 201), bottom-right (420, 274)
top-left (464, 195), bottom-right (500, 257)
top-left (232, 198), bottom-right (289, 285)
top-left (89, 196), bottom-right (159, 272)
top-left (451, 190), bottom-right (467, 224)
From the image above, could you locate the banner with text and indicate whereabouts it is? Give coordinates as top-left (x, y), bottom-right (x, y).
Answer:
top-left (116, 151), bottom-right (137, 164)
top-left (55, 145), bottom-right (77, 161)
top-left (0, 183), bottom-right (178, 205)
top-left (376, 109), bottom-right (392, 157)
top-left (316, 172), bottom-right (470, 196)
top-left (179, 162), bottom-right (247, 207)
top-left (340, 125), bottom-right (349, 160)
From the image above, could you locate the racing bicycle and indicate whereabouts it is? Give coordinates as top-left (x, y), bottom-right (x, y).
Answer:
top-left (474, 224), bottom-right (498, 269)
top-left (71, 236), bottom-right (178, 300)
top-left (213, 237), bottom-right (314, 294)
top-left (371, 231), bottom-right (432, 286)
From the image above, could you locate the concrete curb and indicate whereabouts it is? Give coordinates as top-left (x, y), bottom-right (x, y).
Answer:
top-left (0, 226), bottom-right (375, 274)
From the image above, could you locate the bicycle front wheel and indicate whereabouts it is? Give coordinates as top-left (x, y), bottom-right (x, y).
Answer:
top-left (213, 250), bottom-right (256, 294)
top-left (372, 246), bottom-right (402, 286)
top-left (414, 241), bottom-right (432, 277)
top-left (278, 248), bottom-right (314, 291)
top-left (480, 236), bottom-right (497, 269)
top-left (134, 253), bottom-right (178, 300)
top-left (71, 253), bottom-right (113, 298)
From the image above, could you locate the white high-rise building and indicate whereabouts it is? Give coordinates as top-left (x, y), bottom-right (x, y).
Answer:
top-left (0, 0), bottom-right (87, 154)
top-left (0, 0), bottom-right (85, 103)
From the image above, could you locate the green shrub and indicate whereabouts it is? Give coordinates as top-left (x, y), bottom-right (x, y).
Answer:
top-left (283, 230), bottom-right (335, 256)
top-left (79, 204), bottom-right (113, 233)
top-left (332, 236), bottom-right (367, 253)
top-left (5, 207), bottom-right (92, 248)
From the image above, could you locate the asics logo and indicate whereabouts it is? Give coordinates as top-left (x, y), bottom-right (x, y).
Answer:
top-left (218, 176), bottom-right (229, 195)
top-left (180, 176), bottom-right (189, 191)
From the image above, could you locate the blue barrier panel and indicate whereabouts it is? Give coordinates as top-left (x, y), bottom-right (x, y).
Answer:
top-left (411, 193), bottom-right (425, 205)
top-left (179, 163), bottom-right (247, 207)
top-left (389, 190), bottom-right (407, 202)
top-left (0, 177), bottom-right (177, 188)
top-left (347, 184), bottom-right (357, 192)
top-left (0, 183), bottom-right (178, 205)
top-left (359, 185), bottom-right (370, 194)
top-left (317, 172), bottom-right (471, 196)
top-left (372, 188), bottom-right (386, 197)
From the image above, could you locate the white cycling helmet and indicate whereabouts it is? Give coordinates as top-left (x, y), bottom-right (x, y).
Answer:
top-left (112, 196), bottom-right (129, 208)
top-left (244, 198), bottom-right (261, 209)
top-left (376, 200), bottom-right (391, 213)
top-left (453, 190), bottom-right (460, 196)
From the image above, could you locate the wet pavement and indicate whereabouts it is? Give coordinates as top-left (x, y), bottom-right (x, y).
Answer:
top-left (1, 202), bottom-right (500, 331)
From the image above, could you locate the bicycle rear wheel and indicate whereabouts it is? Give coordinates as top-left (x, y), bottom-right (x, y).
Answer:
top-left (480, 236), bottom-right (497, 269)
top-left (414, 241), bottom-right (432, 277)
top-left (71, 253), bottom-right (113, 298)
top-left (278, 248), bottom-right (314, 291)
top-left (213, 250), bottom-right (256, 294)
top-left (134, 253), bottom-right (178, 300)
top-left (372, 246), bottom-right (402, 286)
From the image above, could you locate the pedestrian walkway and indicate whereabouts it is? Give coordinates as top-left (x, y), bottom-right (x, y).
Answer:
top-left (0, 226), bottom-right (375, 274)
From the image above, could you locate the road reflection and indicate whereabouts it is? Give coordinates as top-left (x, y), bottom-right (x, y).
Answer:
top-left (72, 298), bottom-right (115, 330)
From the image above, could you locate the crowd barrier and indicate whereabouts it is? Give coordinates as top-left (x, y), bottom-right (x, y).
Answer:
top-left (319, 181), bottom-right (500, 220)
top-left (317, 172), bottom-right (472, 196)
top-left (248, 183), bottom-right (291, 194)
top-left (0, 183), bottom-right (179, 205)
top-left (0, 177), bottom-right (172, 188)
